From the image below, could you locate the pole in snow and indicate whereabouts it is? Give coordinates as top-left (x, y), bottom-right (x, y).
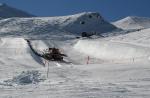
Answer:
top-left (87, 56), bottom-right (90, 64)
top-left (47, 61), bottom-right (50, 78)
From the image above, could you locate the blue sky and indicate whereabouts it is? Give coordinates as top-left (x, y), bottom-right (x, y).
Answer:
top-left (0, 0), bottom-right (150, 21)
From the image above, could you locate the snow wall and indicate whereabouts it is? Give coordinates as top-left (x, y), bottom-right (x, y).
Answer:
top-left (74, 40), bottom-right (150, 60)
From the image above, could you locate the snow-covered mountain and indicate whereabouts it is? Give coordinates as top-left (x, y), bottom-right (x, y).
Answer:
top-left (0, 12), bottom-right (117, 38)
top-left (0, 5), bottom-right (150, 97)
top-left (0, 3), bottom-right (34, 18)
top-left (113, 16), bottom-right (150, 30)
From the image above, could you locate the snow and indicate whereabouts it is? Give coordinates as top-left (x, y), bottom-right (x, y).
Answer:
top-left (110, 28), bottom-right (150, 46)
top-left (74, 39), bottom-right (150, 60)
top-left (0, 36), bottom-right (150, 98)
top-left (4, 70), bottom-right (45, 85)
top-left (0, 12), bottom-right (117, 39)
top-left (0, 10), bottom-right (150, 98)
top-left (113, 16), bottom-right (150, 30)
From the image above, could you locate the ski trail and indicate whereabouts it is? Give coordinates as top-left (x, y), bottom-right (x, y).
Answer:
top-left (26, 39), bottom-right (46, 66)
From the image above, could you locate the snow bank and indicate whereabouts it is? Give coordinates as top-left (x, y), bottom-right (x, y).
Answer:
top-left (4, 70), bottom-right (45, 85)
top-left (0, 38), bottom-right (44, 67)
top-left (0, 38), bottom-right (29, 56)
top-left (74, 40), bottom-right (150, 60)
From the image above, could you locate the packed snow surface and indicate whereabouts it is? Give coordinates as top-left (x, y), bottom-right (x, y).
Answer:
top-left (4, 70), bottom-right (44, 85)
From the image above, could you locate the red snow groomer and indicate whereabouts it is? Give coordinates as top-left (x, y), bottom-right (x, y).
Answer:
top-left (43, 48), bottom-right (67, 61)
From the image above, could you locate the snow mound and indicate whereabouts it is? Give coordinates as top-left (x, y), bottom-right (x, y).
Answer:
top-left (74, 40), bottom-right (150, 60)
top-left (4, 70), bottom-right (45, 85)
top-left (0, 38), bottom-right (29, 57)
top-left (113, 16), bottom-right (150, 30)
top-left (0, 38), bottom-right (45, 68)
top-left (0, 12), bottom-right (117, 39)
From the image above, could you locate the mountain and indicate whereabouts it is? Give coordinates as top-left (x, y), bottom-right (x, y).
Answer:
top-left (0, 3), bottom-right (34, 18)
top-left (113, 16), bottom-right (150, 30)
top-left (0, 12), bottom-right (117, 39)
top-left (0, 6), bottom-right (150, 98)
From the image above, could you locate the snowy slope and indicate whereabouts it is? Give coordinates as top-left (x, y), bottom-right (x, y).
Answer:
top-left (1, 37), bottom-right (150, 98)
top-left (0, 3), bottom-right (34, 18)
top-left (0, 38), bottom-right (44, 79)
top-left (113, 16), bottom-right (150, 30)
top-left (110, 28), bottom-right (150, 46)
top-left (0, 12), bottom-right (117, 38)
top-left (73, 28), bottom-right (150, 62)
top-left (74, 39), bottom-right (150, 60)
top-left (0, 11), bottom-right (150, 98)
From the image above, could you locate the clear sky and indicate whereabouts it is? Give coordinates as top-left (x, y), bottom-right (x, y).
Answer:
top-left (0, 0), bottom-right (149, 21)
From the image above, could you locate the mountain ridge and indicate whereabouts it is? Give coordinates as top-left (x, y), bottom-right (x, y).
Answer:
top-left (0, 3), bottom-right (35, 18)
top-left (0, 12), bottom-right (117, 39)
top-left (113, 16), bottom-right (150, 30)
